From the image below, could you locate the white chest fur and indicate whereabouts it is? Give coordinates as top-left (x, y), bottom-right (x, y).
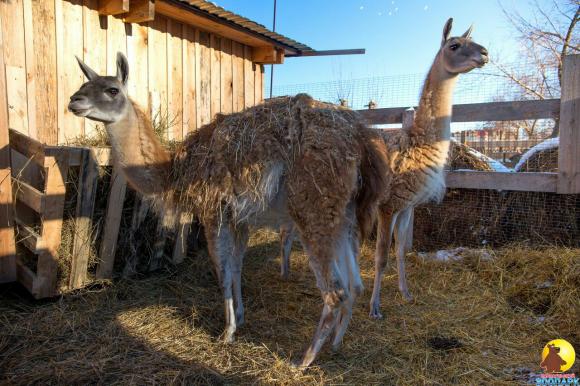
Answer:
top-left (411, 140), bottom-right (450, 205)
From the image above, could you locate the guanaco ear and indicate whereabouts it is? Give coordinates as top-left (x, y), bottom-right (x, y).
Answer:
top-left (116, 52), bottom-right (129, 86)
top-left (76, 56), bottom-right (99, 81)
top-left (442, 18), bottom-right (453, 46)
top-left (462, 24), bottom-right (474, 39)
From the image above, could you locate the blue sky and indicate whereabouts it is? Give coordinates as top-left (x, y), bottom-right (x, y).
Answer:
top-left (214, 0), bottom-right (543, 89)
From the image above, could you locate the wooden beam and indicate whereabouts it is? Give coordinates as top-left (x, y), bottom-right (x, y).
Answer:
top-left (14, 216), bottom-right (42, 253)
top-left (243, 45), bottom-right (254, 108)
top-left (12, 177), bottom-right (44, 213)
top-left (38, 146), bottom-right (112, 167)
top-left (252, 46), bottom-right (284, 64)
top-left (96, 167), bottom-right (127, 279)
top-left (34, 149), bottom-right (69, 298)
top-left (0, 11), bottom-right (16, 283)
top-left (98, 0), bottom-right (129, 15)
top-left (16, 258), bottom-right (35, 293)
top-left (286, 49), bottom-right (366, 57)
top-left (69, 148), bottom-right (99, 289)
top-left (276, 49), bottom-right (285, 64)
top-left (360, 99), bottom-right (561, 125)
top-left (446, 171), bottom-right (558, 192)
top-left (123, 0), bottom-right (155, 23)
top-left (156, 0), bottom-right (298, 54)
top-left (557, 55), bottom-right (580, 194)
top-left (64, 147), bottom-right (112, 167)
top-left (210, 34), bottom-right (221, 119)
top-left (31, 0), bottom-right (58, 144)
top-left (8, 129), bottom-right (45, 166)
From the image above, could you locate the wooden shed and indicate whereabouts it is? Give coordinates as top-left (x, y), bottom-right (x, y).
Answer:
top-left (0, 0), bottom-right (321, 145)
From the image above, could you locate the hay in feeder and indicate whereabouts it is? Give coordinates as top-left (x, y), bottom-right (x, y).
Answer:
top-left (447, 140), bottom-right (494, 171)
top-left (515, 138), bottom-right (559, 172)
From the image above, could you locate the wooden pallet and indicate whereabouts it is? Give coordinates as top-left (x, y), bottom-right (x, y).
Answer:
top-left (9, 129), bottom-right (191, 298)
top-left (10, 129), bottom-right (70, 298)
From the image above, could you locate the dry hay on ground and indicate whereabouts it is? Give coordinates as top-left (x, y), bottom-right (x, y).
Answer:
top-left (1, 230), bottom-right (578, 385)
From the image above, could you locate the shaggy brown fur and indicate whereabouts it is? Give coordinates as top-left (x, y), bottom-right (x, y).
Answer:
top-left (69, 54), bottom-right (387, 367)
top-left (167, 95), bottom-right (385, 236)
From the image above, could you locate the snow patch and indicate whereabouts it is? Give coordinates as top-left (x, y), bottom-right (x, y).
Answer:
top-left (418, 247), bottom-right (493, 262)
top-left (514, 137), bottom-right (559, 172)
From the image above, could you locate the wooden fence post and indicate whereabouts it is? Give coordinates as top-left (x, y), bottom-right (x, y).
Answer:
top-left (0, 15), bottom-right (16, 283)
top-left (402, 108), bottom-right (415, 251)
top-left (69, 148), bottom-right (99, 289)
top-left (557, 54), bottom-right (580, 194)
top-left (96, 166), bottom-right (127, 279)
top-left (36, 148), bottom-right (69, 297)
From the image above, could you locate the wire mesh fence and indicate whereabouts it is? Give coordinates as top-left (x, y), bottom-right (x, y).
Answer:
top-left (273, 60), bottom-right (559, 167)
top-left (274, 60), bottom-right (577, 250)
top-left (274, 60), bottom-right (560, 109)
top-left (413, 189), bottom-right (580, 251)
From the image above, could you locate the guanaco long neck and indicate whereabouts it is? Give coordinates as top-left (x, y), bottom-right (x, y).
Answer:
top-left (411, 54), bottom-right (459, 143)
top-left (105, 100), bottom-right (171, 195)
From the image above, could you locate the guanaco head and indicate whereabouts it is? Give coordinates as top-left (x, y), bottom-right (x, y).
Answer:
top-left (68, 52), bottom-right (129, 124)
top-left (438, 18), bottom-right (488, 74)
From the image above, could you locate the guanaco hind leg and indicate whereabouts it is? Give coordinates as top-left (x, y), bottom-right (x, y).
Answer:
top-left (394, 207), bottom-right (414, 302)
top-left (205, 221), bottom-right (248, 343)
top-left (369, 209), bottom-right (397, 319)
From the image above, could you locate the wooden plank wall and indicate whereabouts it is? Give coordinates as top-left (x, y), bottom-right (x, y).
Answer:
top-left (0, 0), bottom-right (264, 145)
top-left (0, 11), bottom-right (17, 283)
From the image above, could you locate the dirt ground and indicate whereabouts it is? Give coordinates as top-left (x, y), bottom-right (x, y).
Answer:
top-left (1, 230), bottom-right (578, 385)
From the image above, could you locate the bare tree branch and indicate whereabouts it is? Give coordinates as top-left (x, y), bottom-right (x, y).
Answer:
top-left (559, 4), bottom-right (580, 84)
top-left (497, 0), bottom-right (579, 99)
top-left (492, 59), bottom-right (546, 99)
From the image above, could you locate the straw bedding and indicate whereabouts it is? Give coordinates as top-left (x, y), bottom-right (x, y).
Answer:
top-left (1, 230), bottom-right (578, 385)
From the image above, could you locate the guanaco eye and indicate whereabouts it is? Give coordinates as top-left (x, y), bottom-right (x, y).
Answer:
top-left (107, 87), bottom-right (119, 96)
top-left (449, 43), bottom-right (460, 51)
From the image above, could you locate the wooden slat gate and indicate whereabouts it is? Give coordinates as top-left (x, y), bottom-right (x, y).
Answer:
top-left (8, 129), bottom-right (191, 298)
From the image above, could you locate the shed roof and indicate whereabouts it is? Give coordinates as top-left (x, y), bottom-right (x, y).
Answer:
top-left (162, 0), bottom-right (313, 55)
top-left (177, 0), bottom-right (314, 54)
